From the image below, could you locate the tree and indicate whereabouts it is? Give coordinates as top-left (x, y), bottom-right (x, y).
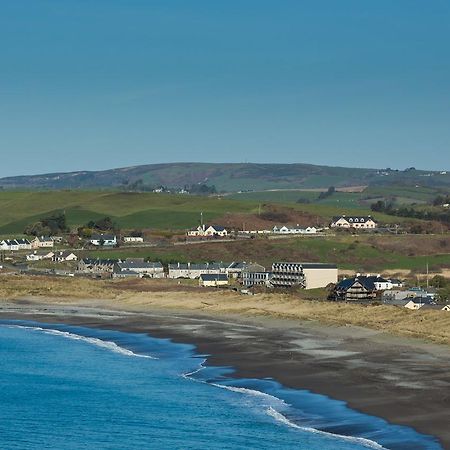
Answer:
top-left (318, 186), bottom-right (335, 200)
top-left (24, 212), bottom-right (67, 236)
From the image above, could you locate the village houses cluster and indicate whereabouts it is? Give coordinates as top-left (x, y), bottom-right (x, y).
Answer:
top-left (2, 213), bottom-right (447, 310)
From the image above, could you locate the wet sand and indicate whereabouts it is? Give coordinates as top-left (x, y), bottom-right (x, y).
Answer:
top-left (1, 299), bottom-right (449, 449)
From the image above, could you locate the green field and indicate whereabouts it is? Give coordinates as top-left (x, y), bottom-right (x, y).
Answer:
top-left (0, 189), bottom-right (434, 235)
top-left (0, 191), bottom-right (259, 234)
top-left (230, 184), bottom-right (447, 209)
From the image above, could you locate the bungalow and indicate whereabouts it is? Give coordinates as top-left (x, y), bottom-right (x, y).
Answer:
top-left (0, 239), bottom-right (19, 251)
top-left (89, 234), bottom-right (117, 247)
top-left (199, 273), bottom-right (229, 287)
top-left (15, 238), bottom-right (32, 250)
top-left (272, 225), bottom-right (318, 235)
top-left (113, 259), bottom-right (164, 278)
top-left (330, 215), bottom-right (377, 229)
top-left (31, 236), bottom-right (54, 249)
top-left (404, 297), bottom-right (433, 310)
top-left (26, 251), bottom-right (55, 261)
top-left (168, 262), bottom-right (226, 279)
top-left (383, 288), bottom-right (434, 306)
top-left (52, 251), bottom-right (78, 263)
top-left (123, 236), bottom-right (144, 244)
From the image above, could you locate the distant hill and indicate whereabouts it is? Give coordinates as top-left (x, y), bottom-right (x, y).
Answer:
top-left (0, 162), bottom-right (449, 192)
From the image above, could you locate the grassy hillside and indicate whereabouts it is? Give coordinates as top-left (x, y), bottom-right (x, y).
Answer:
top-left (0, 191), bottom-right (259, 234)
top-left (1, 162), bottom-right (450, 191)
top-left (229, 190), bottom-right (365, 208)
top-left (0, 190), bottom-right (422, 235)
top-left (229, 185), bottom-right (449, 209)
top-left (84, 235), bottom-right (450, 273)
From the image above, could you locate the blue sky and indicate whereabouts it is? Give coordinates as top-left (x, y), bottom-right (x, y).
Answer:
top-left (1, 0), bottom-right (449, 177)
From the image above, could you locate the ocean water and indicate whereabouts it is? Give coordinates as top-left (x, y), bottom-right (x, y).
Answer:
top-left (0, 320), bottom-right (442, 450)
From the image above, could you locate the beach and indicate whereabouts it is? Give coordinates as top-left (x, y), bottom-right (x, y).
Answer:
top-left (1, 294), bottom-right (449, 449)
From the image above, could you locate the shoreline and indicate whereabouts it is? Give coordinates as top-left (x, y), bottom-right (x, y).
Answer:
top-left (1, 298), bottom-right (449, 449)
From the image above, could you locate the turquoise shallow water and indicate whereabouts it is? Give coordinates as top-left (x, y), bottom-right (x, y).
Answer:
top-left (0, 320), bottom-right (442, 450)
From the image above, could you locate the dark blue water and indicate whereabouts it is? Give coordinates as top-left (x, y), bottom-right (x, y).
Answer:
top-left (0, 320), bottom-right (442, 449)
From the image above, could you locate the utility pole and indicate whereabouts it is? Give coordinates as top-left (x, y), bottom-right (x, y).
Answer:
top-left (426, 261), bottom-right (429, 290)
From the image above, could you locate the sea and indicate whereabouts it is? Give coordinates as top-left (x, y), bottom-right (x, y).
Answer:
top-left (0, 320), bottom-right (442, 450)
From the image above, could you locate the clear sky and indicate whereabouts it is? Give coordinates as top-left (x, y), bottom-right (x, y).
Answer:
top-left (1, 0), bottom-right (449, 177)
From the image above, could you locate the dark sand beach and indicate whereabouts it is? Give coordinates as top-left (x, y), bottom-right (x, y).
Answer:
top-left (1, 299), bottom-right (449, 449)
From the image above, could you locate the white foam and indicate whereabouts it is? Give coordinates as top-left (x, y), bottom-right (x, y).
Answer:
top-left (210, 383), bottom-right (289, 408)
top-left (182, 364), bottom-right (206, 378)
top-left (267, 407), bottom-right (386, 450)
top-left (182, 366), bottom-right (385, 450)
top-left (5, 325), bottom-right (157, 359)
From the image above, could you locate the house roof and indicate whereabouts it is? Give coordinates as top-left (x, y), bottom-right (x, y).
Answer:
top-left (207, 225), bottom-right (226, 231)
top-left (15, 238), bottom-right (31, 244)
top-left (332, 216), bottom-right (377, 223)
top-left (168, 262), bottom-right (226, 271)
top-left (200, 273), bottom-right (228, 281)
top-left (336, 275), bottom-right (388, 291)
top-left (406, 297), bottom-right (433, 305)
top-left (81, 258), bottom-right (117, 265)
top-left (274, 262), bottom-right (337, 269)
top-left (116, 261), bottom-right (163, 270)
top-left (91, 234), bottom-right (116, 241)
top-left (56, 251), bottom-right (76, 258)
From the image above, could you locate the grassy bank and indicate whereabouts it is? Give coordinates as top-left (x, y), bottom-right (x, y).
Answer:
top-left (1, 275), bottom-right (449, 346)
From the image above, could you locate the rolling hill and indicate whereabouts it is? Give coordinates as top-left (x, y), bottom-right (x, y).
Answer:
top-left (0, 190), bottom-right (425, 236)
top-left (1, 162), bottom-right (449, 192)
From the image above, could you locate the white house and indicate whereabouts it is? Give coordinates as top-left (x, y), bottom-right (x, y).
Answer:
top-left (31, 236), bottom-right (54, 249)
top-left (90, 234), bottom-right (117, 246)
top-left (330, 215), bottom-right (377, 229)
top-left (404, 298), bottom-right (432, 310)
top-left (0, 240), bottom-right (19, 251)
top-left (15, 238), bottom-right (32, 250)
top-left (272, 225), bottom-right (318, 235)
top-left (52, 251), bottom-right (78, 262)
top-left (26, 251), bottom-right (54, 261)
top-left (123, 236), bottom-right (144, 244)
top-left (187, 225), bottom-right (228, 237)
